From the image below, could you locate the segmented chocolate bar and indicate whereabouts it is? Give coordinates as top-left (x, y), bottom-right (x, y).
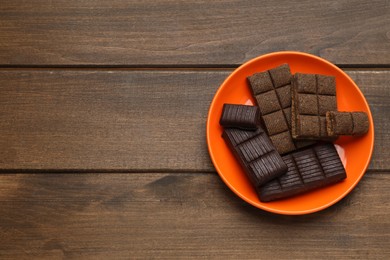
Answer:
top-left (247, 64), bottom-right (313, 155)
top-left (222, 127), bottom-right (288, 187)
top-left (219, 104), bottom-right (261, 130)
top-left (326, 111), bottom-right (369, 137)
top-left (291, 73), bottom-right (337, 140)
top-left (257, 143), bottom-right (346, 202)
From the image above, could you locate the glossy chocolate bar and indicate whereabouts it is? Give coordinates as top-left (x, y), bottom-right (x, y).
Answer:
top-left (219, 104), bottom-right (261, 130)
top-left (257, 143), bottom-right (346, 202)
top-left (222, 127), bottom-right (288, 187)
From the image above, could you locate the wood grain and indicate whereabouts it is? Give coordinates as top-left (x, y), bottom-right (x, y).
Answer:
top-left (349, 70), bottom-right (390, 170)
top-left (0, 70), bottom-right (388, 171)
top-left (0, 0), bottom-right (389, 66)
top-left (0, 1), bottom-right (388, 259)
top-left (0, 172), bottom-right (388, 259)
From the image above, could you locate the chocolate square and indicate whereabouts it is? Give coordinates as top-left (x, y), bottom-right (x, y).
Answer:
top-left (318, 96), bottom-right (337, 115)
top-left (317, 75), bottom-right (336, 95)
top-left (255, 91), bottom-right (280, 115)
top-left (262, 110), bottom-right (289, 135)
top-left (295, 73), bottom-right (316, 93)
top-left (291, 73), bottom-right (337, 140)
top-left (247, 71), bottom-right (273, 95)
top-left (299, 116), bottom-right (320, 137)
top-left (269, 64), bottom-right (292, 87)
top-left (329, 112), bottom-right (353, 134)
top-left (269, 131), bottom-right (296, 155)
top-left (298, 94), bottom-right (318, 115)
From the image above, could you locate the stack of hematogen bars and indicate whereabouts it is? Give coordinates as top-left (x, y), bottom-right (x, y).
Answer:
top-left (219, 64), bottom-right (369, 202)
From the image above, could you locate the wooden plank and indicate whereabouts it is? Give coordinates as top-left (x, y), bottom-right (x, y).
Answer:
top-left (348, 70), bottom-right (390, 170)
top-left (0, 70), bottom-right (388, 171)
top-left (0, 70), bottom-right (222, 171)
top-left (0, 0), bottom-right (389, 66)
top-left (0, 172), bottom-right (388, 259)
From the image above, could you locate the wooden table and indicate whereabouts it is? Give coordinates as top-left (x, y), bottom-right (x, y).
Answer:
top-left (0, 1), bottom-right (389, 259)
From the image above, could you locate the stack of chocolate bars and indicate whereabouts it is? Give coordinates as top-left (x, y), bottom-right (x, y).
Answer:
top-left (220, 64), bottom-right (369, 202)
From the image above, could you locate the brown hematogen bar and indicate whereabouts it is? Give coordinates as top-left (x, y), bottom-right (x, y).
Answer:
top-left (247, 64), bottom-right (313, 155)
top-left (326, 111), bottom-right (369, 137)
top-left (219, 104), bottom-right (261, 130)
top-left (257, 143), bottom-right (346, 202)
top-left (222, 127), bottom-right (288, 187)
top-left (291, 73), bottom-right (337, 141)
top-left (219, 104), bottom-right (287, 187)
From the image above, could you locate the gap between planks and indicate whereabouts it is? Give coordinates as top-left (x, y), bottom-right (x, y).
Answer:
top-left (0, 65), bottom-right (389, 71)
top-left (0, 169), bottom-right (217, 174)
top-left (0, 169), bottom-right (385, 174)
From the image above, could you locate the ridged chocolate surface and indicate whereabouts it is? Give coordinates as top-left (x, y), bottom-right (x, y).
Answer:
top-left (219, 104), bottom-right (260, 130)
top-left (222, 127), bottom-right (288, 187)
top-left (291, 73), bottom-right (337, 141)
top-left (247, 64), bottom-right (313, 155)
top-left (326, 111), bottom-right (369, 136)
top-left (258, 143), bottom-right (346, 202)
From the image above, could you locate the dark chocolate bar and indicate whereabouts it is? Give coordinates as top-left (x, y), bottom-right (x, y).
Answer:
top-left (222, 127), bottom-right (288, 187)
top-left (219, 104), bottom-right (261, 130)
top-left (291, 73), bottom-right (337, 140)
top-left (247, 64), bottom-right (313, 155)
top-left (326, 111), bottom-right (369, 136)
top-left (257, 143), bottom-right (346, 202)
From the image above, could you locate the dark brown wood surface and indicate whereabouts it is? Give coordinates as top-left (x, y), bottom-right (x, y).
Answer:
top-left (0, 172), bottom-right (389, 259)
top-left (0, 1), bottom-right (389, 259)
top-left (0, 70), bottom-right (388, 171)
top-left (0, 0), bottom-right (389, 66)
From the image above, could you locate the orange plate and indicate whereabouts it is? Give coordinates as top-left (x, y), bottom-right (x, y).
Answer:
top-left (206, 51), bottom-right (374, 215)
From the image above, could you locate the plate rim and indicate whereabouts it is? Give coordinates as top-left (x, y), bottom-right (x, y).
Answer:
top-left (206, 51), bottom-right (375, 215)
